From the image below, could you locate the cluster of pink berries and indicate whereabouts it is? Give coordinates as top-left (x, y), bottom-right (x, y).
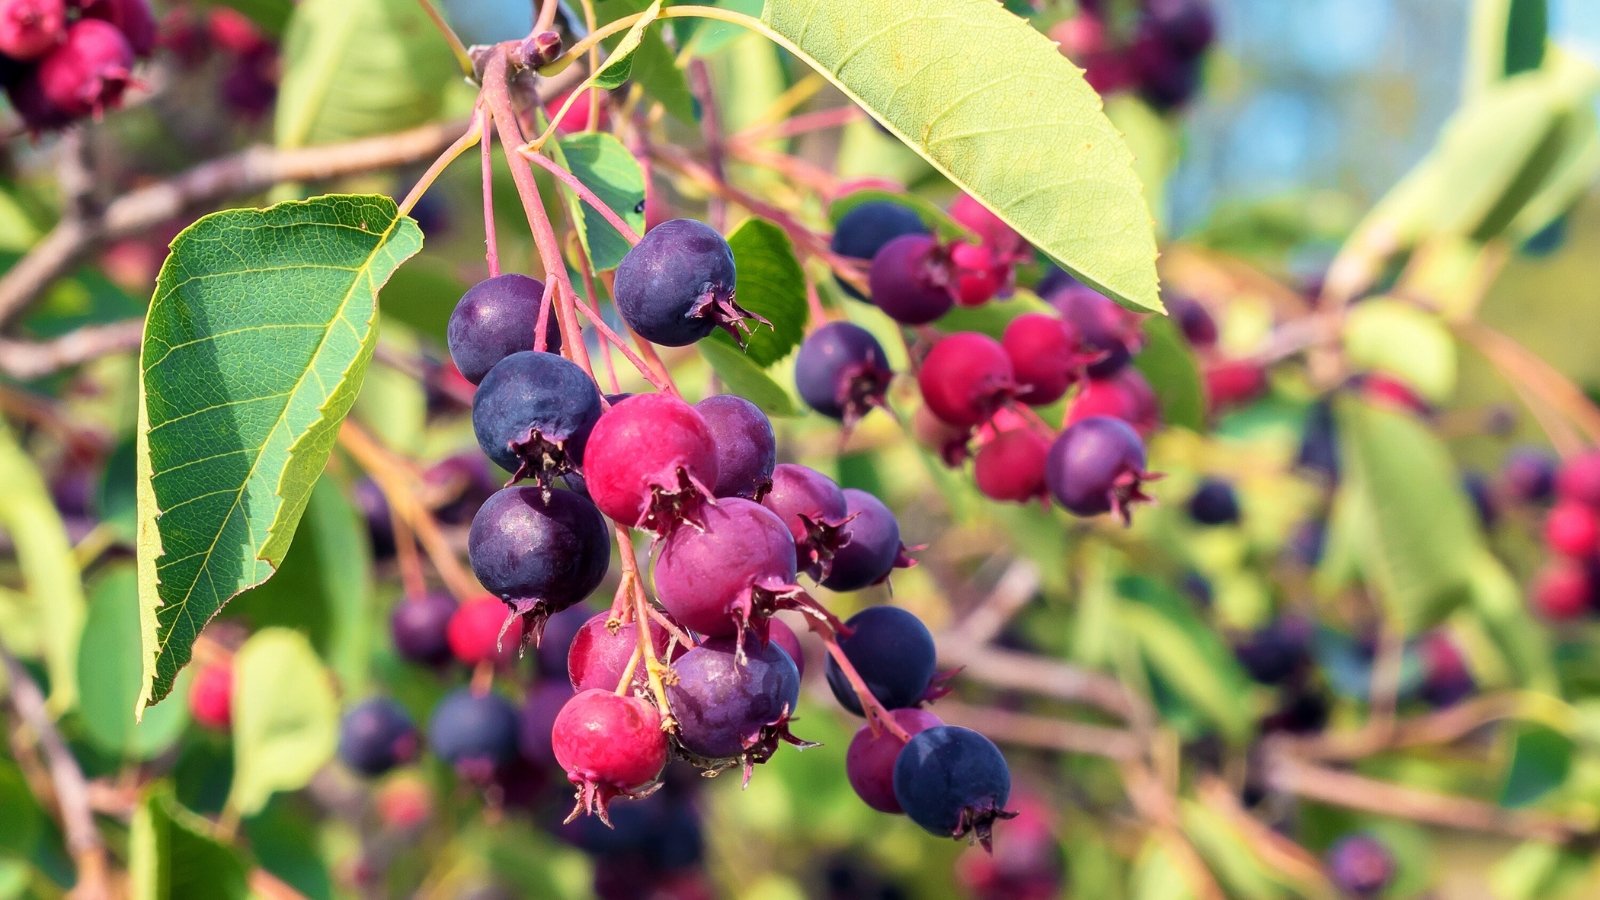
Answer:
top-left (1533, 451), bottom-right (1600, 620)
top-left (1, 0), bottom-right (153, 131)
top-left (1052, 0), bottom-right (1216, 111)
top-left (160, 7), bottom-right (277, 118)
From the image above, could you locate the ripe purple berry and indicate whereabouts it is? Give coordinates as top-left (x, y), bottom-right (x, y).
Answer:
top-left (567, 611), bottom-right (672, 692)
top-left (695, 394), bottom-right (776, 499)
top-left (389, 593), bottom-right (458, 666)
top-left (868, 234), bottom-right (953, 325)
top-left (552, 689), bottom-right (669, 823)
top-left (516, 681), bottom-right (574, 766)
top-left (338, 697), bottom-right (419, 777)
top-left (1501, 447), bottom-right (1557, 505)
top-left (1187, 477), bottom-right (1240, 526)
top-left (654, 498), bottom-right (803, 641)
top-left (428, 688), bottom-right (520, 780)
top-left (1232, 615), bottom-right (1312, 685)
top-left (447, 274), bottom-right (560, 384)
top-left (1325, 834), bottom-right (1395, 898)
top-left (821, 489), bottom-right (913, 591)
top-left (1045, 416), bottom-right (1155, 524)
top-left (845, 708), bottom-right (942, 813)
top-left (830, 201), bottom-right (929, 299)
top-left (613, 219), bottom-right (759, 347)
top-left (0, 0), bottom-right (65, 60)
top-left (472, 350), bottom-right (602, 484)
top-left (893, 726), bottom-right (1013, 847)
top-left (918, 333), bottom-right (1016, 428)
top-left (1052, 285), bottom-right (1142, 378)
top-left (795, 322), bottom-right (894, 426)
top-left (825, 606), bottom-right (937, 715)
top-left (467, 486), bottom-right (611, 646)
top-left (583, 394), bottom-right (719, 534)
top-left (665, 636), bottom-right (805, 777)
top-left (1169, 295), bottom-right (1218, 349)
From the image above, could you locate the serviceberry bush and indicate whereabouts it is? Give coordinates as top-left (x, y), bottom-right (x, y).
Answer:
top-left (7, 0), bottom-right (1600, 896)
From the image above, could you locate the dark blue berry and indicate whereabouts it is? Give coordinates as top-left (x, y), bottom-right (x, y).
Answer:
top-left (613, 219), bottom-right (755, 346)
top-left (820, 489), bottom-right (910, 591)
top-left (472, 350), bottom-right (602, 483)
top-left (447, 274), bottom-right (560, 384)
top-left (338, 697), bottom-right (419, 777)
top-left (830, 201), bottom-right (929, 299)
top-left (467, 486), bottom-right (611, 645)
top-left (428, 688), bottom-right (519, 778)
top-left (892, 726), bottom-right (1012, 846)
top-left (696, 394), bottom-right (777, 499)
top-left (1462, 471), bottom-right (1498, 529)
top-left (825, 606), bottom-right (937, 715)
top-left (390, 593), bottom-right (458, 666)
top-left (795, 322), bottom-right (893, 426)
top-left (1502, 447), bottom-right (1557, 505)
top-left (1232, 616), bottom-right (1312, 685)
top-left (1187, 477), bottom-right (1240, 526)
top-left (1296, 399), bottom-right (1340, 482)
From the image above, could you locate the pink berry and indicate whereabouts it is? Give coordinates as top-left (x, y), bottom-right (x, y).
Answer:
top-left (1545, 502), bottom-right (1600, 558)
top-left (1066, 369), bottom-right (1159, 436)
top-left (582, 394), bottom-right (719, 534)
top-left (949, 242), bottom-right (1003, 307)
top-left (760, 463), bottom-right (852, 580)
top-left (654, 498), bottom-right (802, 640)
top-left (18, 19), bottom-right (135, 127)
top-left (845, 708), bottom-right (942, 813)
top-left (767, 617), bottom-right (806, 680)
top-left (1204, 358), bottom-right (1268, 412)
top-left (1361, 373), bottom-right (1430, 416)
top-left (206, 7), bottom-right (267, 55)
top-left (567, 611), bottom-right (671, 693)
top-left (1003, 312), bottom-right (1087, 405)
top-left (1535, 562), bottom-right (1593, 620)
top-left (447, 596), bottom-right (523, 667)
top-left (551, 689), bottom-right (668, 823)
top-left (974, 427), bottom-right (1051, 503)
top-left (188, 661), bottom-right (233, 731)
top-left (949, 193), bottom-right (1028, 264)
top-left (918, 332), bottom-right (1016, 428)
top-left (77, 0), bottom-right (156, 56)
top-left (1557, 451), bottom-right (1600, 507)
top-left (0, 0), bottom-right (65, 60)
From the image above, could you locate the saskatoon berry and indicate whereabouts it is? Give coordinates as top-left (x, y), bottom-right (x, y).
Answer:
top-left (830, 201), bottom-right (929, 299)
top-left (424, 453), bottom-right (499, 526)
top-left (0, 0), bottom-right (66, 60)
top-left (666, 636), bottom-right (803, 772)
top-left (892, 726), bottom-right (1013, 846)
top-left (1131, 32), bottom-right (1202, 110)
top-left (429, 688), bottom-right (520, 779)
top-left (83, 0), bottom-right (156, 55)
top-left (794, 322), bottom-right (893, 425)
top-left (447, 274), bottom-right (559, 384)
top-left (654, 498), bottom-right (802, 640)
top-left (471, 350), bottom-right (602, 483)
top-left (868, 234), bottom-right (954, 324)
top-left (1534, 561), bottom-right (1594, 621)
top-left (918, 332), bottom-right (1016, 428)
top-left (973, 428), bottom-right (1050, 504)
top-left (821, 489), bottom-right (913, 591)
top-left (1066, 368), bottom-right (1160, 436)
top-left (551, 689), bottom-right (668, 821)
top-left (1501, 447), bottom-right (1557, 505)
top-left (567, 612), bottom-right (672, 692)
top-left (11, 19), bottom-right (133, 129)
top-left (447, 596), bottom-right (524, 666)
top-left (1168, 295), bottom-right (1217, 349)
top-left (695, 394), bottom-right (776, 499)
top-left (1325, 834), bottom-right (1396, 899)
top-left (1206, 358), bottom-right (1270, 413)
top-left (1143, 0), bottom-right (1218, 58)
top-left (1231, 616), bottom-right (1313, 685)
top-left (1296, 398), bottom-right (1340, 481)
top-left (761, 463), bottom-right (851, 579)
top-left (1002, 313), bottom-right (1086, 405)
top-left (1045, 416), bottom-right (1154, 523)
top-left (613, 219), bottom-right (756, 347)
top-left (1557, 451), bottom-right (1600, 506)
top-left (1419, 632), bottom-right (1475, 708)
top-left (949, 193), bottom-right (1027, 263)
top-left (1463, 472), bottom-right (1498, 530)
top-left (949, 242), bottom-right (1004, 307)
top-left (1360, 372), bottom-right (1431, 416)
top-left (390, 593), bottom-right (459, 667)
top-left (845, 708), bottom-right (942, 813)
top-left (914, 405), bottom-right (974, 467)
top-left (188, 661), bottom-right (233, 731)
top-left (767, 617), bottom-right (806, 680)
top-left (354, 480), bottom-right (391, 564)
top-left (583, 394), bottom-right (719, 534)
top-left (1187, 477), bottom-right (1240, 526)
top-left (467, 486), bottom-right (610, 645)
top-left (1052, 285), bottom-right (1142, 378)
top-left (516, 681), bottom-right (574, 767)
top-left (1544, 501), bottom-right (1599, 558)
top-left (338, 697), bottom-right (419, 777)
top-left (825, 606), bottom-right (937, 715)
top-left (537, 605), bottom-right (593, 679)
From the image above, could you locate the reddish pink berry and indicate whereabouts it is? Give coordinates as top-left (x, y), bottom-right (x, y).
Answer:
top-left (374, 776), bottom-right (432, 830)
top-left (956, 792), bottom-right (1064, 900)
top-left (206, 7), bottom-right (266, 55)
top-left (551, 689), bottom-right (667, 823)
top-left (188, 661), bottom-right (233, 731)
top-left (1361, 372), bottom-right (1430, 416)
top-left (447, 596), bottom-right (523, 666)
top-left (1204, 358), bottom-right (1267, 412)
top-left (11, 19), bottom-right (133, 129)
top-left (1003, 312), bottom-right (1088, 405)
top-left (974, 427), bottom-right (1051, 503)
top-left (654, 498), bottom-right (802, 640)
top-left (1050, 14), bottom-right (1107, 59)
top-left (1535, 562), bottom-right (1593, 620)
top-left (918, 332), bottom-right (1016, 428)
top-left (1546, 502), bottom-right (1600, 558)
top-left (0, 0), bottom-right (66, 60)
top-left (846, 708), bottom-right (942, 813)
top-left (583, 394), bottom-right (719, 534)
top-left (949, 193), bottom-right (1028, 264)
top-left (1067, 369), bottom-right (1159, 435)
top-left (78, 0), bottom-right (156, 56)
top-left (949, 242), bottom-right (1003, 307)
top-left (567, 612), bottom-right (671, 693)
top-left (1557, 451), bottom-right (1600, 507)
top-left (549, 87), bottom-right (608, 134)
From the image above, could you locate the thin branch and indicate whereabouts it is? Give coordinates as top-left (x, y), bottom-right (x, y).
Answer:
top-left (0, 319), bottom-right (143, 380)
top-left (934, 701), bottom-right (1140, 761)
top-left (521, 148), bottom-right (643, 245)
top-left (936, 640), bottom-right (1143, 722)
top-left (687, 59), bottom-right (726, 230)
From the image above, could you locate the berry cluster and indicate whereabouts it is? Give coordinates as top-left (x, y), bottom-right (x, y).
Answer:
top-left (1052, 0), bottom-right (1217, 111)
top-left (1, 0), bottom-right (154, 131)
top-left (160, 7), bottom-right (277, 118)
top-left (1531, 450), bottom-right (1600, 620)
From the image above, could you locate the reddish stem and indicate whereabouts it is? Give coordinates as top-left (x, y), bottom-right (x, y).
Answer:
top-left (820, 635), bottom-right (913, 742)
top-left (481, 106), bottom-right (501, 278)
top-left (734, 104), bottom-right (864, 143)
top-left (522, 149), bottom-right (643, 246)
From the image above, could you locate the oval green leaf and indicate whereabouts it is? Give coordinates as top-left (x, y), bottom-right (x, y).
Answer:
top-left (227, 629), bottom-right (340, 817)
top-left (698, 338), bottom-right (798, 416)
top-left (711, 217), bottom-right (807, 366)
top-left (130, 790), bottom-right (251, 900)
top-left (77, 566), bottom-right (189, 759)
top-left (554, 132), bottom-right (647, 272)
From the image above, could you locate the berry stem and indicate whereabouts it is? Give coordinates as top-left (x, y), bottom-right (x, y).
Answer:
top-left (396, 111), bottom-right (482, 218)
top-left (575, 0), bottom-right (602, 130)
top-left (614, 643), bottom-right (642, 695)
top-left (388, 501), bottom-right (429, 600)
top-left (819, 635), bottom-right (913, 743)
top-left (480, 106), bottom-right (501, 278)
top-left (613, 526), bottom-right (675, 726)
top-left (734, 104), bottom-right (865, 144)
top-left (521, 148), bottom-right (642, 246)
top-left (534, 0), bottom-right (560, 33)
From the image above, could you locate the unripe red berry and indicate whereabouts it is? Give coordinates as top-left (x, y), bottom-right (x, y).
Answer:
top-left (949, 242), bottom-right (1003, 307)
top-left (446, 596), bottom-right (523, 666)
top-left (188, 661), bottom-right (233, 731)
top-left (1557, 451), bottom-right (1600, 507)
top-left (1204, 358), bottom-right (1268, 412)
top-left (1360, 372), bottom-right (1430, 416)
top-left (583, 394), bottom-right (719, 534)
top-left (918, 332), bottom-right (1016, 428)
top-left (1544, 501), bottom-right (1600, 558)
top-left (1002, 312), bottom-right (1087, 405)
top-left (566, 612), bottom-right (671, 692)
top-left (845, 708), bottom-right (941, 813)
top-left (19, 19), bottom-right (135, 125)
top-left (949, 193), bottom-right (1028, 264)
top-left (78, 0), bottom-right (156, 56)
top-left (1534, 562), bottom-right (1594, 620)
top-left (0, 0), bottom-right (66, 61)
top-left (1066, 368), bottom-right (1159, 435)
top-left (551, 689), bottom-right (668, 823)
top-left (974, 427), bottom-right (1051, 503)
top-left (206, 7), bottom-right (267, 55)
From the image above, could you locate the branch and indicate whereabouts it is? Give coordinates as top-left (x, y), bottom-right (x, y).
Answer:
top-left (934, 700), bottom-right (1140, 761)
top-left (0, 320), bottom-right (144, 380)
top-left (936, 640), bottom-right (1144, 722)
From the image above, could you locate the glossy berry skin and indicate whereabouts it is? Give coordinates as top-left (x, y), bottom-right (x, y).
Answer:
top-left (1534, 562), bottom-right (1594, 621)
top-left (428, 688), bottom-right (520, 779)
top-left (12, 19), bottom-right (132, 129)
top-left (1544, 501), bottom-right (1600, 558)
top-left (446, 596), bottom-right (523, 666)
top-left (1002, 313), bottom-right (1084, 405)
top-left (893, 726), bottom-right (1013, 846)
top-left (567, 612), bottom-right (671, 692)
top-left (845, 708), bottom-right (941, 813)
top-left (1066, 369), bottom-right (1160, 435)
top-left (974, 428), bottom-right (1050, 503)
top-left (0, 0), bottom-right (66, 60)
top-left (583, 394), bottom-right (719, 534)
top-left (447, 274), bottom-right (558, 384)
top-left (338, 698), bottom-right (419, 777)
top-left (390, 593), bottom-right (458, 666)
top-left (1501, 447), bottom-right (1557, 505)
top-left (655, 498), bottom-right (801, 639)
top-left (794, 322), bottom-right (893, 425)
top-left (918, 332), bottom-right (1016, 428)
top-left (471, 351), bottom-right (602, 481)
top-left (831, 201), bottom-right (929, 299)
top-left (552, 690), bottom-right (668, 821)
top-left (614, 219), bottom-right (751, 347)
top-left (1045, 416), bottom-right (1153, 523)
top-left (666, 637), bottom-right (802, 769)
top-left (1187, 477), bottom-right (1240, 526)
top-left (468, 487), bottom-right (610, 643)
top-left (825, 606), bottom-right (937, 715)
top-left (821, 489), bottom-right (913, 591)
top-left (1325, 834), bottom-right (1396, 899)
top-left (761, 463), bottom-right (851, 579)
top-left (1557, 451), bottom-right (1600, 507)
top-left (696, 395), bottom-right (776, 499)
top-left (949, 242), bottom-right (1004, 306)
top-left (868, 234), bottom-right (953, 324)
top-left (188, 662), bottom-right (233, 731)
top-left (1232, 616), bottom-right (1313, 685)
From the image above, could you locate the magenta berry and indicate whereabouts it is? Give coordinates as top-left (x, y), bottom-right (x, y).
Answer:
top-left (1002, 313), bottom-right (1087, 405)
top-left (338, 697), bottom-right (419, 777)
top-left (868, 234), bottom-right (954, 324)
top-left (467, 486), bottom-right (611, 647)
top-left (695, 394), bottom-right (776, 499)
top-left (1534, 562), bottom-right (1593, 620)
top-left (761, 463), bottom-right (852, 580)
top-left (918, 332), bottom-right (1017, 428)
top-left (447, 274), bottom-right (560, 384)
top-left (471, 350), bottom-right (601, 484)
top-left (613, 219), bottom-right (760, 346)
top-left (1169, 295), bottom-right (1218, 349)
top-left (12, 19), bottom-right (134, 129)
top-left (552, 689), bottom-right (668, 822)
top-left (1066, 369), bottom-right (1160, 435)
top-left (567, 612), bottom-right (671, 692)
top-left (0, 0), bottom-right (65, 60)
top-left (794, 322), bottom-right (893, 426)
top-left (1326, 834), bottom-right (1396, 898)
top-left (447, 595), bottom-right (524, 666)
top-left (949, 242), bottom-right (1003, 307)
top-left (825, 606), bottom-right (938, 715)
top-left (820, 489), bottom-right (913, 591)
top-left (846, 708), bottom-right (942, 813)
top-left (665, 636), bottom-right (805, 777)
top-left (949, 194), bottom-right (1026, 262)
top-left (654, 498), bottom-right (803, 640)
top-left (390, 593), bottom-right (459, 666)
top-left (1557, 451), bottom-right (1600, 506)
top-left (79, 0), bottom-right (156, 55)
top-left (187, 661), bottom-right (233, 731)
top-left (1045, 416), bottom-right (1155, 523)
top-left (893, 726), bottom-right (1014, 848)
top-left (583, 394), bottom-right (719, 534)
top-left (1545, 501), bottom-right (1599, 558)
top-left (767, 617), bottom-right (806, 680)
top-left (974, 428), bottom-right (1050, 503)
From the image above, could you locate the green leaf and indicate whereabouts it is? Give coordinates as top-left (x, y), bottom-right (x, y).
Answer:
top-left (1133, 315), bottom-right (1205, 431)
top-left (1491, 841), bottom-right (1593, 900)
top-left (1499, 724), bottom-right (1571, 808)
top-left (77, 566), bottom-right (189, 759)
top-left (273, 0), bottom-right (458, 148)
top-left (1467, 550), bottom-right (1558, 693)
top-left (97, 434), bottom-right (139, 543)
top-left (1470, 0), bottom-right (1547, 96)
top-left (762, 0), bottom-right (1160, 312)
top-left (227, 629), bottom-right (340, 817)
top-left (378, 255), bottom-right (467, 343)
top-left (710, 218), bottom-right (807, 366)
top-left (592, 1), bottom-right (663, 90)
top-left (698, 338), bottom-right (798, 416)
top-left (554, 132), bottom-right (647, 272)
top-left (0, 422), bottom-right (85, 713)
top-left (828, 189), bottom-right (976, 243)
top-left (129, 790), bottom-right (250, 900)
top-left (1342, 299), bottom-right (1456, 402)
top-left (1335, 399), bottom-right (1481, 634)
top-left (932, 290), bottom-right (1054, 339)
top-left (1116, 575), bottom-right (1254, 743)
top-left (136, 195), bottom-right (421, 712)
top-left (353, 326), bottom-right (428, 454)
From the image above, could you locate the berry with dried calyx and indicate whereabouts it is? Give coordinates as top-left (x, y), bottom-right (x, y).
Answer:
top-left (614, 219), bottom-right (760, 347)
top-left (845, 708), bottom-right (941, 813)
top-left (831, 200), bottom-right (929, 299)
top-left (665, 636), bottom-right (806, 779)
top-left (820, 489), bottom-right (914, 591)
top-left (552, 689), bottom-right (668, 822)
top-left (467, 486), bottom-right (611, 647)
top-left (1045, 416), bottom-right (1156, 523)
top-left (654, 497), bottom-right (807, 642)
top-left (973, 427), bottom-right (1050, 504)
top-left (825, 606), bottom-right (938, 715)
top-left (583, 394), bottom-right (720, 534)
top-left (918, 332), bottom-right (1016, 428)
top-left (761, 463), bottom-right (852, 580)
top-left (471, 350), bottom-right (601, 485)
top-left (567, 612), bottom-right (672, 693)
top-left (868, 234), bottom-right (954, 324)
top-left (0, 0), bottom-right (66, 61)
top-left (893, 726), bottom-right (1014, 848)
top-left (11, 19), bottom-right (135, 130)
top-left (794, 322), bottom-right (893, 426)
top-left (1002, 312), bottom-right (1090, 406)
top-left (696, 394), bottom-right (776, 499)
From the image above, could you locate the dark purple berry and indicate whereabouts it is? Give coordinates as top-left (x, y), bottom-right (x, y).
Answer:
top-left (1143, 0), bottom-right (1216, 57)
top-left (795, 322), bottom-right (893, 425)
top-left (1463, 471), bottom-right (1498, 529)
top-left (695, 394), bottom-right (776, 499)
top-left (825, 606), bottom-right (937, 715)
top-left (666, 636), bottom-right (805, 776)
top-left (614, 219), bottom-right (758, 347)
top-left (761, 463), bottom-right (851, 580)
top-left (918, 333), bottom-right (1016, 428)
top-left (1051, 285), bottom-right (1142, 378)
top-left (1045, 416), bottom-right (1154, 523)
top-left (467, 486), bottom-right (611, 646)
top-left (517, 681), bottom-right (575, 767)
top-left (338, 697), bottom-right (419, 777)
top-left (390, 593), bottom-right (458, 666)
top-left (1169, 295), bottom-right (1218, 349)
top-left (1232, 615), bottom-right (1312, 685)
top-left (846, 708), bottom-right (941, 813)
top-left (1419, 632), bottom-right (1474, 708)
top-left (868, 234), bottom-right (953, 324)
top-left (1326, 834), bottom-right (1395, 898)
top-left (428, 688), bottom-right (520, 780)
top-left (820, 489), bottom-right (913, 591)
top-left (1296, 399), bottom-right (1340, 482)
top-left (424, 453), bottom-right (500, 525)
top-left (568, 611), bottom-right (672, 692)
top-left (583, 394), bottom-right (719, 534)
top-left (1187, 477), bottom-right (1240, 526)
top-left (1502, 447), bottom-right (1557, 505)
top-left (472, 350), bottom-right (601, 485)
top-left (447, 274), bottom-right (560, 384)
top-left (654, 498), bottom-right (802, 640)
top-left (830, 201), bottom-right (929, 299)
top-left (354, 477), bottom-right (395, 559)
top-left (892, 726), bottom-right (1013, 847)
